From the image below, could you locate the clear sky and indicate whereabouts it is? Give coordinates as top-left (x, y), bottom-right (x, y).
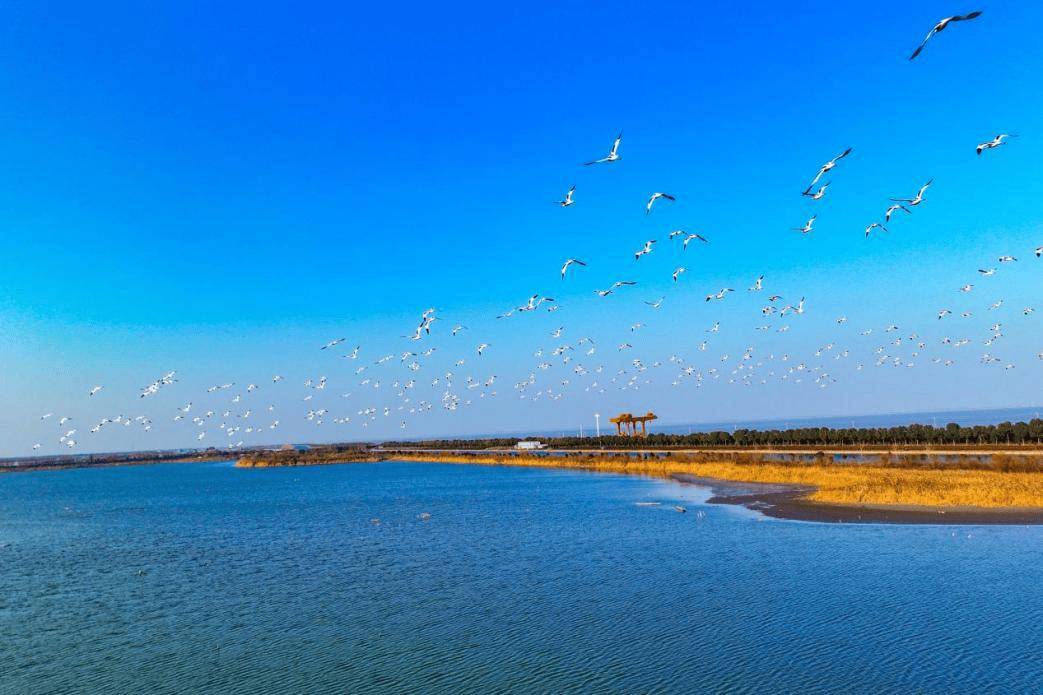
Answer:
top-left (4, 2), bottom-right (1043, 455)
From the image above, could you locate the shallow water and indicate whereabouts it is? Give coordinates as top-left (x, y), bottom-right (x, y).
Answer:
top-left (1, 461), bottom-right (1040, 694)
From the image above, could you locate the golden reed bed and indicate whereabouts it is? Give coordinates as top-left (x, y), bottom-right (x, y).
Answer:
top-left (390, 453), bottom-right (1043, 509)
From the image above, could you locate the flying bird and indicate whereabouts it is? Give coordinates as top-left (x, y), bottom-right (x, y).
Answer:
top-left (705, 288), bottom-right (734, 302)
top-left (802, 182), bottom-right (830, 200)
top-left (646, 192), bottom-right (676, 214)
top-left (584, 132), bottom-right (622, 165)
top-left (672, 267), bottom-right (687, 282)
top-left (809, 148), bottom-right (852, 187)
top-left (682, 233), bottom-right (708, 250)
top-left (634, 240), bottom-right (657, 260)
top-left (977, 134), bottom-right (1014, 156)
top-left (556, 185), bottom-right (576, 207)
top-left (644, 297), bottom-right (665, 309)
top-left (909, 12), bottom-right (983, 61)
top-left (794, 215), bottom-right (817, 235)
top-left (884, 204), bottom-right (911, 223)
top-left (560, 258), bottom-right (587, 279)
top-left (891, 179), bottom-right (932, 207)
top-left (865, 222), bottom-right (887, 238)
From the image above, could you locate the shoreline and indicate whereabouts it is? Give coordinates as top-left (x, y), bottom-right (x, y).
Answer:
top-left (670, 474), bottom-right (1043, 525)
top-left (386, 452), bottom-right (1043, 524)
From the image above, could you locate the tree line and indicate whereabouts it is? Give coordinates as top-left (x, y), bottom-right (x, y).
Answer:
top-left (380, 419), bottom-right (1043, 450)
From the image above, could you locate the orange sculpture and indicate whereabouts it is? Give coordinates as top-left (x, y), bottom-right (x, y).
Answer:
top-left (608, 411), bottom-right (658, 437)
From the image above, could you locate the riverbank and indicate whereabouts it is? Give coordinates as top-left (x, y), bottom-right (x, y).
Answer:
top-left (388, 452), bottom-right (1043, 522)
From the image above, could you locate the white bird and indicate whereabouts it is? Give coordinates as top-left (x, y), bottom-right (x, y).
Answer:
top-left (1036, 246), bottom-right (1043, 258)
top-left (978, 268), bottom-right (996, 276)
top-left (476, 343), bottom-right (489, 356)
top-left (794, 215), bottom-right (817, 235)
top-left (977, 133), bottom-right (1014, 156)
top-left (748, 276), bottom-right (763, 292)
top-left (998, 255), bottom-right (1017, 263)
top-left (938, 309), bottom-right (952, 319)
top-left (884, 204), bottom-right (911, 223)
top-left (891, 179), bottom-right (932, 207)
top-left (584, 132), bottom-right (622, 165)
top-left (321, 338), bottom-right (345, 350)
top-left (634, 240), bottom-right (657, 260)
top-left (556, 185), bottom-right (576, 207)
top-left (682, 233), bottom-right (708, 250)
top-left (644, 297), bottom-right (665, 309)
top-left (909, 12), bottom-right (983, 61)
top-left (802, 182), bottom-right (830, 200)
top-left (865, 222), bottom-right (887, 238)
top-left (809, 148), bottom-right (852, 187)
top-left (959, 284), bottom-right (974, 293)
top-left (672, 267), bottom-right (687, 282)
top-left (646, 192), bottom-right (676, 214)
top-left (89, 386), bottom-right (103, 397)
top-left (705, 288), bottom-right (734, 302)
top-left (560, 258), bottom-right (586, 279)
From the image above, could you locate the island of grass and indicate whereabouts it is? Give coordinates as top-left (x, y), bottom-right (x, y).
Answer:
top-left (235, 446), bottom-right (382, 468)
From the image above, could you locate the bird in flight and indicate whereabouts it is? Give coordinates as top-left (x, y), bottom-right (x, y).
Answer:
top-left (644, 297), bottom-right (665, 309)
top-left (560, 258), bottom-right (586, 279)
top-left (89, 386), bottom-right (103, 397)
top-left (634, 240), bottom-right (657, 260)
top-left (809, 148), bottom-right (852, 187)
top-left (321, 338), bottom-right (345, 350)
top-left (556, 185), bottom-right (576, 207)
top-left (584, 132), bottom-right (622, 165)
top-left (646, 192), bottom-right (676, 214)
top-left (705, 288), bottom-right (734, 302)
top-left (977, 134), bottom-right (1015, 156)
top-left (865, 222), bottom-right (887, 238)
top-left (794, 215), bottom-right (817, 235)
top-left (884, 203), bottom-right (911, 223)
top-left (682, 233), bottom-right (708, 250)
top-left (909, 11), bottom-right (983, 61)
top-left (891, 179), bottom-right (932, 207)
top-left (672, 267), bottom-right (687, 282)
top-left (748, 276), bottom-right (763, 292)
top-left (802, 182), bottom-right (830, 200)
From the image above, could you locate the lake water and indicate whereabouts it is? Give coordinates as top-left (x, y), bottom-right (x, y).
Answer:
top-left (2, 461), bottom-right (1041, 693)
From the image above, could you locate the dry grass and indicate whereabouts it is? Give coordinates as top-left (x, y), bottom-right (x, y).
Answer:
top-left (392, 453), bottom-right (1043, 509)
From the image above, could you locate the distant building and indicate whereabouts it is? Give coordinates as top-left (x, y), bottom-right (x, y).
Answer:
top-left (515, 440), bottom-right (545, 450)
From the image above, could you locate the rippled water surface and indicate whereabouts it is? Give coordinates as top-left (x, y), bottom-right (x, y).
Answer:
top-left (2, 461), bottom-right (1041, 694)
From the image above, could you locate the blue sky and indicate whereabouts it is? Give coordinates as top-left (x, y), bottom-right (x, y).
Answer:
top-left (4, 2), bottom-right (1043, 455)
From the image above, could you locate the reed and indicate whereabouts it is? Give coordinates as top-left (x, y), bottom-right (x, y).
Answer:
top-left (391, 452), bottom-right (1043, 509)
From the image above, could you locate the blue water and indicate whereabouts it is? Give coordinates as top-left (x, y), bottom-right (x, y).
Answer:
top-left (1, 461), bottom-right (1041, 694)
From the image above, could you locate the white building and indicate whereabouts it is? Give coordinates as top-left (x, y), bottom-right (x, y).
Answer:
top-left (515, 440), bottom-right (545, 450)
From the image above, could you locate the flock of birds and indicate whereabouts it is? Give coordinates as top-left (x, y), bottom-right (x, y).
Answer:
top-left (24, 10), bottom-right (1041, 456)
